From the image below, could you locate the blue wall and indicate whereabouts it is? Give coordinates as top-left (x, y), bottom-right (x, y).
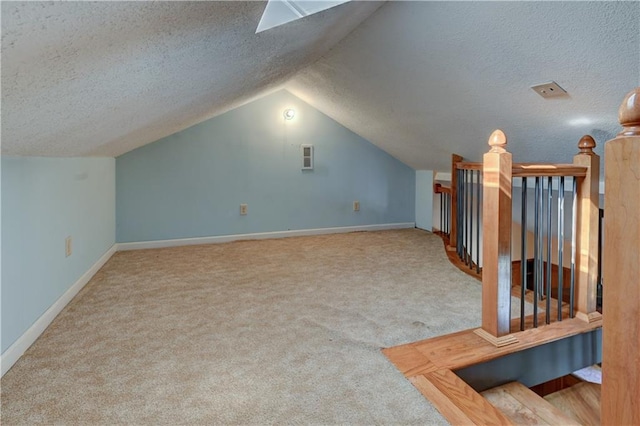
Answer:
top-left (1, 157), bottom-right (115, 353)
top-left (116, 90), bottom-right (415, 242)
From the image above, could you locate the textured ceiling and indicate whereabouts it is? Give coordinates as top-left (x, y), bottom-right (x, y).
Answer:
top-left (288, 1), bottom-right (640, 171)
top-left (1, 1), bottom-right (382, 157)
top-left (2, 1), bottom-right (639, 170)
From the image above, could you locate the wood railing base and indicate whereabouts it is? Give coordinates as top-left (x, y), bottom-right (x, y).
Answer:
top-left (575, 311), bottom-right (602, 324)
top-left (473, 328), bottom-right (518, 348)
top-left (383, 316), bottom-right (602, 425)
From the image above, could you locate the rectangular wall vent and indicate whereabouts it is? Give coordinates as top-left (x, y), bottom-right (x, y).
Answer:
top-left (301, 144), bottom-right (313, 170)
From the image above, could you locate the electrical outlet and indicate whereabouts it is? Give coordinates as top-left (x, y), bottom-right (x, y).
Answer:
top-left (65, 236), bottom-right (72, 257)
top-left (240, 204), bottom-right (248, 215)
top-left (353, 201), bottom-right (360, 212)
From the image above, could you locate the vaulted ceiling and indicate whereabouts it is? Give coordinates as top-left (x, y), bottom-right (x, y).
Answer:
top-left (1, 1), bottom-right (382, 157)
top-left (288, 1), bottom-right (640, 170)
top-left (2, 1), bottom-right (639, 172)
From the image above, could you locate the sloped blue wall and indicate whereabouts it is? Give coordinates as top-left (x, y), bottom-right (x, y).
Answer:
top-left (1, 157), bottom-right (115, 353)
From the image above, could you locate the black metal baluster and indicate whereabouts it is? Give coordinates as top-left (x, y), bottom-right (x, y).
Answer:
top-left (546, 176), bottom-right (552, 324)
top-left (466, 169), bottom-right (470, 265)
top-left (446, 193), bottom-right (450, 235)
top-left (448, 193), bottom-right (451, 235)
top-left (460, 169), bottom-right (464, 259)
top-left (444, 193), bottom-right (447, 235)
top-left (533, 177), bottom-right (540, 327)
top-left (460, 170), bottom-right (465, 259)
top-left (597, 208), bottom-right (604, 309)
top-left (520, 177), bottom-right (527, 331)
top-left (469, 170), bottom-right (474, 269)
top-left (558, 177), bottom-right (565, 321)
top-left (570, 177), bottom-right (577, 318)
top-left (460, 169), bottom-right (464, 260)
top-left (463, 169), bottom-right (467, 263)
top-left (439, 192), bottom-right (443, 233)
top-left (457, 169), bottom-right (462, 258)
top-left (538, 177), bottom-right (544, 304)
top-left (476, 170), bottom-right (481, 273)
top-left (443, 193), bottom-right (447, 235)
top-left (464, 169), bottom-right (468, 265)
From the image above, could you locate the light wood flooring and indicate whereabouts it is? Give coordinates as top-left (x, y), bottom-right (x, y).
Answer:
top-left (383, 318), bottom-right (602, 425)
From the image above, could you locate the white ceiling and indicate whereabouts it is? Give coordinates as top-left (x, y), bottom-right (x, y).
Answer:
top-left (288, 1), bottom-right (640, 171)
top-left (2, 1), bottom-right (639, 172)
top-left (1, 1), bottom-right (382, 157)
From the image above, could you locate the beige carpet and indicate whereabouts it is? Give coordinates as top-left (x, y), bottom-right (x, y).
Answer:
top-left (2, 229), bottom-right (493, 425)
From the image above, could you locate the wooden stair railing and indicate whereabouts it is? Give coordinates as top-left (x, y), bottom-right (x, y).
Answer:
top-left (448, 154), bottom-right (463, 251)
top-left (442, 155), bottom-right (601, 295)
top-left (473, 130), bottom-right (601, 347)
top-left (441, 158), bottom-right (484, 273)
top-left (574, 135), bottom-right (601, 324)
top-left (601, 87), bottom-right (640, 425)
top-left (433, 182), bottom-right (451, 237)
top-left (392, 90), bottom-right (640, 426)
top-left (475, 129), bottom-right (514, 346)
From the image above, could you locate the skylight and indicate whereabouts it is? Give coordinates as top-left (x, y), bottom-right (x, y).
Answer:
top-left (256, 0), bottom-right (351, 33)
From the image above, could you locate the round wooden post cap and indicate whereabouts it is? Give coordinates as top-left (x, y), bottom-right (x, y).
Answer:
top-left (618, 87), bottom-right (640, 136)
top-left (488, 129), bottom-right (507, 152)
top-left (578, 135), bottom-right (596, 154)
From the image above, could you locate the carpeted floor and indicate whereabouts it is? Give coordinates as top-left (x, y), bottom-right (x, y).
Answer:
top-left (2, 229), bottom-right (497, 424)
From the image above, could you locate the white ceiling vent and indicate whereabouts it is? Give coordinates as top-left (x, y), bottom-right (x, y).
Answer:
top-left (531, 81), bottom-right (568, 99)
top-left (301, 144), bottom-right (314, 170)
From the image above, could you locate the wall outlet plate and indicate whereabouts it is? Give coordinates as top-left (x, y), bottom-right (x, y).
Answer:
top-left (353, 201), bottom-right (360, 212)
top-left (531, 81), bottom-right (568, 98)
top-left (240, 204), bottom-right (248, 215)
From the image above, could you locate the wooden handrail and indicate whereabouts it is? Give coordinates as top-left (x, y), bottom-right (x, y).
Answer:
top-left (601, 87), bottom-right (640, 425)
top-left (511, 164), bottom-right (587, 177)
top-left (433, 182), bottom-right (451, 195)
top-left (455, 162), bottom-right (588, 177)
top-left (455, 162), bottom-right (482, 170)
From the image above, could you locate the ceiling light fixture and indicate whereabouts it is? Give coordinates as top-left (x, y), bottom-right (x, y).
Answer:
top-left (283, 108), bottom-right (295, 120)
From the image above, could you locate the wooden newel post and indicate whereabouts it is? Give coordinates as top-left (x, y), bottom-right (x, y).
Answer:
top-left (601, 87), bottom-right (640, 426)
top-left (475, 130), bottom-right (517, 347)
top-left (573, 135), bottom-right (602, 323)
top-left (449, 154), bottom-right (463, 250)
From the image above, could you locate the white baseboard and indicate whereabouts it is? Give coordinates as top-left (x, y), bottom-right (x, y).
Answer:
top-left (117, 222), bottom-right (416, 250)
top-left (1, 244), bottom-right (117, 377)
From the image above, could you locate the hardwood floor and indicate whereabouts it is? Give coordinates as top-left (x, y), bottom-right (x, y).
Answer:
top-left (411, 371), bottom-right (513, 425)
top-left (382, 318), bottom-right (602, 424)
top-left (402, 233), bottom-right (602, 424)
top-left (481, 382), bottom-right (580, 425)
top-left (545, 382), bottom-right (601, 425)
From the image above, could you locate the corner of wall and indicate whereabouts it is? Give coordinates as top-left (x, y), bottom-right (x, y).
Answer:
top-left (415, 170), bottom-right (434, 231)
top-left (1, 156), bottom-right (117, 377)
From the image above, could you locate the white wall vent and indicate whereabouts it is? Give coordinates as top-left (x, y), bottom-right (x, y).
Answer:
top-left (301, 144), bottom-right (314, 170)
